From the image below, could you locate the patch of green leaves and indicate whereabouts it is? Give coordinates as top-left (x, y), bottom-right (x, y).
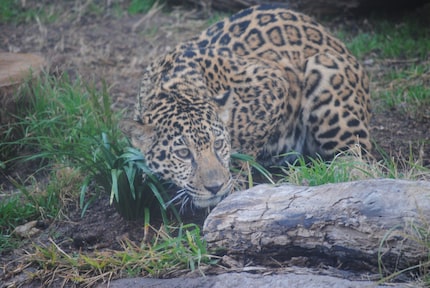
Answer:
top-left (128, 0), bottom-right (161, 15)
top-left (0, 0), bottom-right (57, 24)
top-left (338, 17), bottom-right (430, 60)
top-left (92, 137), bottom-right (178, 222)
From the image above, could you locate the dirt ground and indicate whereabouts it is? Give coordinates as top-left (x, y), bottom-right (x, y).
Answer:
top-left (1, 2), bottom-right (429, 286)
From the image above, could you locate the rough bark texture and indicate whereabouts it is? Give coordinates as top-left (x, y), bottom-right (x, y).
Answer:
top-left (105, 270), bottom-right (412, 288)
top-left (203, 179), bottom-right (430, 273)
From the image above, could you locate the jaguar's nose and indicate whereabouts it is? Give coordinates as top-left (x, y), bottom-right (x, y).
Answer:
top-left (204, 184), bottom-right (224, 195)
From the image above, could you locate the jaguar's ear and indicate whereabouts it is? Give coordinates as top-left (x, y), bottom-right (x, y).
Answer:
top-left (135, 68), bottom-right (155, 118)
top-left (120, 119), bottom-right (156, 155)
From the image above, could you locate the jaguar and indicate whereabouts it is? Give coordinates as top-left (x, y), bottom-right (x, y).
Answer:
top-left (129, 4), bottom-right (371, 208)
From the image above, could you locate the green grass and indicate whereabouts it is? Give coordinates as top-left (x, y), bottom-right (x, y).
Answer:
top-left (337, 17), bottom-right (430, 60)
top-left (384, 64), bottom-right (430, 81)
top-left (279, 153), bottom-right (373, 186)
top-left (128, 0), bottom-right (162, 15)
top-left (0, 194), bottom-right (39, 252)
top-left (0, 0), bottom-right (58, 24)
top-left (25, 224), bottom-right (215, 286)
top-left (231, 153), bottom-right (275, 188)
top-left (277, 147), bottom-right (430, 187)
top-left (378, 84), bottom-right (430, 119)
top-left (1, 73), bottom-right (178, 246)
top-left (371, 63), bottom-right (430, 119)
top-left (0, 168), bottom-right (81, 253)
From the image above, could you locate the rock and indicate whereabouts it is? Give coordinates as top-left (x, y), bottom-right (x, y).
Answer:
top-left (13, 220), bottom-right (41, 238)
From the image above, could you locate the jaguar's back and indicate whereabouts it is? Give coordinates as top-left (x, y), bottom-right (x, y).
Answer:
top-left (191, 5), bottom-right (371, 160)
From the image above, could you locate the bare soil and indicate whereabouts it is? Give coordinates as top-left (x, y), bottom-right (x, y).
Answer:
top-left (0, 2), bottom-right (429, 286)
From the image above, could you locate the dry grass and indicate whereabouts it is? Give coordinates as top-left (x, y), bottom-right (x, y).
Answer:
top-left (3, 224), bottom-right (214, 288)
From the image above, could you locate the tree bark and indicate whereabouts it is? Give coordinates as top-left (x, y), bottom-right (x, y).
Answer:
top-left (203, 179), bottom-right (430, 273)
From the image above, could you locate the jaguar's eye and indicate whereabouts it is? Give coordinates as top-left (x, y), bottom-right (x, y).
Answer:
top-left (175, 148), bottom-right (192, 159)
top-left (214, 139), bottom-right (224, 150)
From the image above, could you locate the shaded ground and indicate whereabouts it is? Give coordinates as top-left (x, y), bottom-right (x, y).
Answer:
top-left (1, 2), bottom-right (429, 286)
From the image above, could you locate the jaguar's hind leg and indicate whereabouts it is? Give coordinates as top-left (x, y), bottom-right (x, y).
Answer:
top-left (300, 52), bottom-right (371, 159)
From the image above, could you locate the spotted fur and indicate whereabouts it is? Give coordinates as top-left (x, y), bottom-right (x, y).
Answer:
top-left (130, 4), bottom-right (371, 208)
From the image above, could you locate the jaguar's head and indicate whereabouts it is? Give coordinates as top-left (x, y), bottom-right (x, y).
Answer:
top-left (130, 73), bottom-right (232, 208)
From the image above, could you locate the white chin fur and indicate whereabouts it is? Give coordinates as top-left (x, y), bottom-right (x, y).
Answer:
top-left (192, 196), bottom-right (223, 208)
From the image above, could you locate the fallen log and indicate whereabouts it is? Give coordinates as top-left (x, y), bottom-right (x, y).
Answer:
top-left (203, 179), bottom-right (430, 273)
